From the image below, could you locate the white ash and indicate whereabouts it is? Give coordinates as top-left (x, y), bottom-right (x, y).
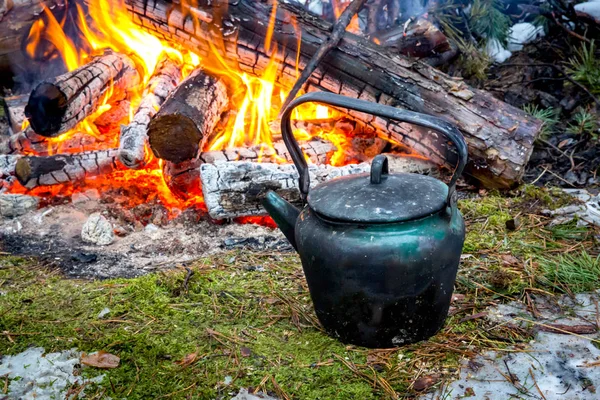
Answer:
top-left (81, 212), bottom-right (115, 245)
top-left (0, 201), bottom-right (286, 279)
top-left (0, 194), bottom-right (39, 217)
top-left (0, 347), bottom-right (104, 400)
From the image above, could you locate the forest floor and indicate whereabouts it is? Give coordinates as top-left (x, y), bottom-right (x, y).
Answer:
top-left (1, 185), bottom-right (599, 399)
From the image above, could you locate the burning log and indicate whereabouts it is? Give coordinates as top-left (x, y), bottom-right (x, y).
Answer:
top-left (125, 0), bottom-right (543, 188)
top-left (24, 50), bottom-right (140, 137)
top-left (119, 54), bottom-right (182, 168)
top-left (14, 148), bottom-right (121, 189)
top-left (1, 127), bottom-right (104, 155)
top-left (147, 69), bottom-right (228, 164)
top-left (200, 155), bottom-right (437, 219)
top-left (163, 139), bottom-right (336, 200)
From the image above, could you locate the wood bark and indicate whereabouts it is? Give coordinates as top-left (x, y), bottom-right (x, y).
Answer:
top-left (14, 148), bottom-right (122, 188)
top-left (1, 127), bottom-right (105, 155)
top-left (0, 0), bottom-right (45, 57)
top-left (125, 0), bottom-right (542, 188)
top-left (119, 54), bottom-right (182, 168)
top-left (147, 68), bottom-right (228, 163)
top-left (200, 155), bottom-right (437, 219)
top-left (2, 94), bottom-right (28, 133)
top-left (373, 19), bottom-right (451, 58)
top-left (25, 50), bottom-right (140, 137)
top-left (163, 139), bottom-right (336, 200)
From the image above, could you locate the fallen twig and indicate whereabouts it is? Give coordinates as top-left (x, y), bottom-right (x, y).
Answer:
top-left (279, 0), bottom-right (367, 114)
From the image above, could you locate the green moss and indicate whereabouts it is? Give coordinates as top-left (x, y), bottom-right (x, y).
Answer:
top-left (0, 186), bottom-right (596, 398)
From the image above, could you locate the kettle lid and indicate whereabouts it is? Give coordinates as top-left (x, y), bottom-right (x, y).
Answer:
top-left (307, 155), bottom-right (448, 223)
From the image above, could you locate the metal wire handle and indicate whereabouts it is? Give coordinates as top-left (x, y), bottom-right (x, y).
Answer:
top-left (280, 92), bottom-right (468, 205)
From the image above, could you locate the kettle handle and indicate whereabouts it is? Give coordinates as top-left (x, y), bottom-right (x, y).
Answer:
top-left (280, 92), bottom-right (468, 205)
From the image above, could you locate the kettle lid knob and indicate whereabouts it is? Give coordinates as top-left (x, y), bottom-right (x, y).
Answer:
top-left (370, 155), bottom-right (389, 185)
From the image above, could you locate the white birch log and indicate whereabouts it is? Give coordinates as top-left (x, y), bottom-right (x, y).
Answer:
top-left (119, 55), bottom-right (182, 168)
top-left (200, 155), bottom-right (437, 219)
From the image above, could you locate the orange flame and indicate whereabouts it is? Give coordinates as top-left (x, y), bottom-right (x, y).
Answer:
top-left (17, 0), bottom-right (405, 218)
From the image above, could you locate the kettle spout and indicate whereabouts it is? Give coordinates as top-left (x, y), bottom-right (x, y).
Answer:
top-left (262, 191), bottom-right (300, 251)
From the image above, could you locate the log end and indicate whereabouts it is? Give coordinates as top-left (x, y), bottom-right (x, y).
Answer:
top-left (14, 157), bottom-right (32, 185)
top-left (25, 83), bottom-right (67, 137)
top-left (148, 114), bottom-right (202, 163)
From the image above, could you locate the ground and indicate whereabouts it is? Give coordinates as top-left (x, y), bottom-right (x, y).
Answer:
top-left (0, 186), bottom-right (599, 399)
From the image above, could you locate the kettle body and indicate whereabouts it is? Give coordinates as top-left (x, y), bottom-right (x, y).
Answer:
top-left (295, 204), bottom-right (464, 348)
top-left (263, 92), bottom-right (469, 348)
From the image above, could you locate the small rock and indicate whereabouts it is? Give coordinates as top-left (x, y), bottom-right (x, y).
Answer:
top-left (81, 213), bottom-right (114, 245)
top-left (71, 252), bottom-right (97, 263)
top-left (72, 189), bottom-right (100, 205)
top-left (113, 225), bottom-right (129, 237)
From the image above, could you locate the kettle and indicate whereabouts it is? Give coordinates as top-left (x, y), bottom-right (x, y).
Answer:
top-left (263, 92), bottom-right (468, 348)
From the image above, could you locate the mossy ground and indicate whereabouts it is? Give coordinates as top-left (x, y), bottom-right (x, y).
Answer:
top-left (0, 186), bottom-right (597, 399)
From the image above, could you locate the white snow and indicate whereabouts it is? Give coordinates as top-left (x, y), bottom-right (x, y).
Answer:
top-left (484, 39), bottom-right (512, 63)
top-left (575, 1), bottom-right (600, 20)
top-left (422, 292), bottom-right (600, 399)
top-left (0, 347), bottom-right (104, 400)
top-left (508, 23), bottom-right (545, 51)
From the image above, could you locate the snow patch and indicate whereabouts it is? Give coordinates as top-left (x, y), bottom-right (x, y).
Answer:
top-left (0, 347), bottom-right (104, 400)
top-left (575, 1), bottom-right (600, 20)
top-left (508, 23), bottom-right (545, 51)
top-left (485, 39), bottom-right (512, 63)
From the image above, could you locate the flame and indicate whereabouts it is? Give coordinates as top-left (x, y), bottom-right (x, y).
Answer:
top-left (332, 0), bottom-right (361, 34)
top-left (16, 0), bottom-right (412, 220)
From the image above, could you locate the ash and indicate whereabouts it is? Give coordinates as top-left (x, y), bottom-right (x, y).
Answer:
top-left (0, 198), bottom-right (288, 279)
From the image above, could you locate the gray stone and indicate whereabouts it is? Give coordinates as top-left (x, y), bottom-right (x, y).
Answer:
top-left (81, 213), bottom-right (114, 245)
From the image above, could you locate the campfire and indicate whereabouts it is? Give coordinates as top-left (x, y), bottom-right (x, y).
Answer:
top-left (0, 0), bottom-right (541, 226)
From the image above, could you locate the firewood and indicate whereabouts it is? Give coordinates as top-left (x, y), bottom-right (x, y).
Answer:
top-left (200, 154), bottom-right (437, 219)
top-left (94, 99), bottom-right (131, 134)
top-left (2, 94), bottom-right (28, 133)
top-left (147, 68), bottom-right (228, 163)
top-left (125, 0), bottom-right (543, 188)
top-left (200, 139), bottom-right (335, 165)
top-left (25, 50), bottom-right (140, 137)
top-left (373, 19), bottom-right (451, 58)
top-left (163, 139), bottom-right (336, 200)
top-left (119, 54), bottom-right (182, 169)
top-left (0, 0), bottom-right (45, 57)
top-left (14, 149), bottom-right (122, 189)
top-left (279, 0), bottom-right (367, 113)
top-left (1, 127), bottom-right (105, 155)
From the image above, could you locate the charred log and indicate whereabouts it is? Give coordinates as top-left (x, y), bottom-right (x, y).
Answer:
top-left (119, 54), bottom-right (182, 168)
top-left (147, 68), bottom-right (228, 163)
top-left (164, 139), bottom-right (336, 200)
top-left (14, 148), bottom-right (122, 188)
top-left (1, 127), bottom-right (105, 155)
top-left (24, 50), bottom-right (140, 137)
top-left (200, 155), bottom-right (437, 219)
top-left (125, 0), bottom-right (542, 188)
